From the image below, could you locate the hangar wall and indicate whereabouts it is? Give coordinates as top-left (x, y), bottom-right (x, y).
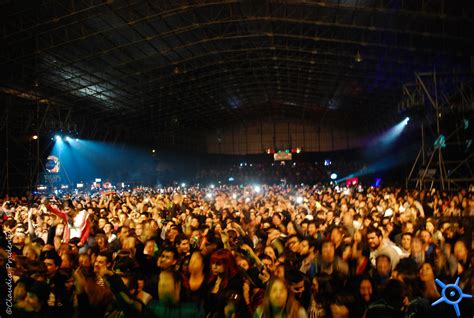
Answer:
top-left (206, 119), bottom-right (364, 154)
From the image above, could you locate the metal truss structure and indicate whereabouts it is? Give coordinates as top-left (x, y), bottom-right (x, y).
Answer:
top-left (0, 93), bottom-right (126, 194)
top-left (1, 0), bottom-right (474, 192)
top-left (1, 0), bottom-right (473, 142)
top-left (405, 71), bottom-right (474, 190)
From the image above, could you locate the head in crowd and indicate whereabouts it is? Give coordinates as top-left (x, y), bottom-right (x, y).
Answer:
top-left (209, 249), bottom-right (239, 287)
top-left (260, 277), bottom-right (303, 318)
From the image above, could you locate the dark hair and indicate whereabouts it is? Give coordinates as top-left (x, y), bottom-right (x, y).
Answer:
top-left (175, 234), bottom-right (189, 246)
top-left (358, 275), bottom-right (374, 289)
top-left (376, 254), bottom-right (391, 264)
top-left (286, 269), bottom-right (305, 285)
top-left (160, 246), bottom-right (178, 260)
top-left (366, 227), bottom-right (382, 238)
top-left (113, 255), bottom-right (138, 273)
top-left (27, 260), bottom-right (48, 276)
top-left (63, 199), bottom-right (73, 209)
top-left (31, 237), bottom-right (46, 247)
top-left (27, 281), bottom-right (51, 305)
top-left (42, 250), bottom-right (61, 267)
top-left (395, 258), bottom-right (418, 276)
top-left (97, 251), bottom-right (112, 264)
top-left (381, 279), bottom-right (407, 309)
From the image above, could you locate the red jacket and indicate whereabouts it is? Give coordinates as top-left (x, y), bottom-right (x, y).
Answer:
top-left (46, 204), bottom-right (90, 245)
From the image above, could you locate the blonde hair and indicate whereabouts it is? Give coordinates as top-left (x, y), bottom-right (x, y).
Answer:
top-left (260, 277), bottom-right (302, 318)
top-left (22, 244), bottom-right (40, 260)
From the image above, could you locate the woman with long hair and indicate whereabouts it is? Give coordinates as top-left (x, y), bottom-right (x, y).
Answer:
top-left (183, 251), bottom-right (208, 305)
top-left (205, 249), bottom-right (249, 317)
top-left (418, 262), bottom-right (440, 300)
top-left (254, 277), bottom-right (307, 318)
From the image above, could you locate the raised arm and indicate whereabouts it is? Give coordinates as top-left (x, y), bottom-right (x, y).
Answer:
top-left (42, 198), bottom-right (68, 223)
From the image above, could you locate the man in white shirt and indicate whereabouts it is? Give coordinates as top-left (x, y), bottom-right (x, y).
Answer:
top-left (367, 227), bottom-right (400, 271)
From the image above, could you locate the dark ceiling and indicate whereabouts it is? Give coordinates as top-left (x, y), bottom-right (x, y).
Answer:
top-left (1, 0), bottom-right (474, 143)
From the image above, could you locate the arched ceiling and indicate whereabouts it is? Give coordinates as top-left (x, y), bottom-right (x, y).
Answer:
top-left (1, 0), bottom-right (473, 142)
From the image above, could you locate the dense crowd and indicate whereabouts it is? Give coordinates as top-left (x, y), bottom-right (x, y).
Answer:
top-left (194, 160), bottom-right (366, 185)
top-left (0, 184), bottom-right (473, 318)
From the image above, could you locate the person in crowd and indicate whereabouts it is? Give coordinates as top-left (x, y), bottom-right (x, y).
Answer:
top-left (418, 262), bottom-right (441, 301)
top-left (206, 248), bottom-right (249, 317)
top-left (367, 227), bottom-right (400, 271)
top-left (352, 276), bottom-right (374, 318)
top-left (145, 270), bottom-right (204, 318)
top-left (14, 281), bottom-right (52, 318)
top-left (373, 254), bottom-right (392, 290)
top-left (307, 275), bottom-right (327, 318)
top-left (398, 232), bottom-right (412, 259)
top-left (182, 251), bottom-right (208, 305)
top-left (254, 277), bottom-right (307, 318)
top-left (366, 279), bottom-right (407, 318)
top-left (42, 198), bottom-right (90, 246)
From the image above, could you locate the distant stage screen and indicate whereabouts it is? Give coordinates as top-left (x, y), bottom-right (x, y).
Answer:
top-left (45, 155), bottom-right (60, 173)
top-left (274, 152), bottom-right (292, 161)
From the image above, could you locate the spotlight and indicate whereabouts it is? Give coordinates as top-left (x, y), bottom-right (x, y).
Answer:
top-left (152, 149), bottom-right (156, 153)
top-left (355, 50), bottom-right (362, 63)
top-left (181, 183), bottom-right (186, 187)
top-left (374, 178), bottom-right (382, 188)
top-left (75, 138), bottom-right (79, 141)
top-left (404, 117), bottom-right (410, 126)
top-left (228, 177), bottom-right (235, 182)
top-left (32, 135), bottom-right (38, 140)
top-left (210, 184), bottom-right (215, 189)
top-left (330, 173), bottom-right (338, 180)
top-left (65, 136), bottom-right (71, 142)
top-left (55, 135), bottom-right (62, 141)
top-left (254, 185), bottom-right (261, 193)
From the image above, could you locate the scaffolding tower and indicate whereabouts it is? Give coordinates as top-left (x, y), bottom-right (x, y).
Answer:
top-left (404, 71), bottom-right (474, 190)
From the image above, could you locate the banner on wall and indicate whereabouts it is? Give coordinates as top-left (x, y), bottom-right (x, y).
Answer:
top-left (274, 152), bottom-right (292, 161)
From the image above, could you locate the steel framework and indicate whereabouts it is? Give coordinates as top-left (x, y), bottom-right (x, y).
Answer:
top-left (405, 71), bottom-right (474, 190)
top-left (1, 0), bottom-right (473, 141)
